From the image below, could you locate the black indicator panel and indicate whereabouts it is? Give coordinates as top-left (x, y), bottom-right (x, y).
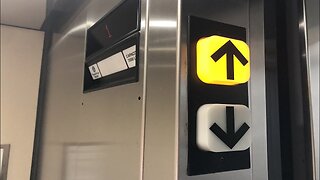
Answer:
top-left (86, 0), bottom-right (140, 59)
top-left (84, 0), bottom-right (140, 93)
top-left (84, 34), bottom-right (139, 93)
top-left (187, 16), bottom-right (250, 175)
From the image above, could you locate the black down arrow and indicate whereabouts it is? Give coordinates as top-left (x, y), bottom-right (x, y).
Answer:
top-left (211, 40), bottom-right (248, 80)
top-left (210, 106), bottom-right (249, 149)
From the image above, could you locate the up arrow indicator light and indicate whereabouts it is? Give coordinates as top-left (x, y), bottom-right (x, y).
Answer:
top-left (196, 35), bottom-right (250, 85)
top-left (209, 106), bottom-right (249, 149)
top-left (211, 40), bottom-right (248, 80)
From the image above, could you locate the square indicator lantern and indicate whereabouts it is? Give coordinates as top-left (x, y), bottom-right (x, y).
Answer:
top-left (196, 35), bottom-right (250, 85)
top-left (197, 104), bottom-right (251, 153)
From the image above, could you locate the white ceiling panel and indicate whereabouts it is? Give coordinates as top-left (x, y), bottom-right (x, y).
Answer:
top-left (1, 0), bottom-right (46, 30)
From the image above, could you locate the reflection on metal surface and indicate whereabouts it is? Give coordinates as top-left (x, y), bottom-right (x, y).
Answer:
top-left (299, 21), bottom-right (307, 29)
top-left (305, 0), bottom-right (319, 179)
top-left (149, 20), bottom-right (177, 28)
top-left (64, 144), bottom-right (110, 180)
top-left (86, 21), bottom-right (95, 28)
top-left (52, 22), bottom-right (90, 49)
top-left (148, 47), bottom-right (176, 52)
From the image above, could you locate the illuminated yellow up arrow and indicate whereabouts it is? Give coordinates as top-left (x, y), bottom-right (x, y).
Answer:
top-left (211, 40), bottom-right (248, 80)
top-left (196, 35), bottom-right (250, 85)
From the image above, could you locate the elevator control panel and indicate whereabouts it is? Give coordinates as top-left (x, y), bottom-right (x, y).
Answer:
top-left (84, 0), bottom-right (140, 93)
top-left (188, 16), bottom-right (251, 175)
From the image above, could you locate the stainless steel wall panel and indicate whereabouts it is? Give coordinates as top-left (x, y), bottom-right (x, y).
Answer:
top-left (38, 0), bottom-right (147, 179)
top-left (142, 0), bottom-right (179, 179)
top-left (39, 28), bottom-right (86, 180)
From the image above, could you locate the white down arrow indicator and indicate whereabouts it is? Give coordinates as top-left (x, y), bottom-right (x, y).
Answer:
top-left (197, 104), bottom-right (251, 152)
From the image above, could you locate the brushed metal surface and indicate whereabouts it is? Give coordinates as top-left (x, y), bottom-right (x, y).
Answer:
top-left (178, 0), bottom-right (268, 179)
top-left (142, 0), bottom-right (179, 179)
top-left (248, 0), bottom-right (269, 179)
top-left (38, 0), bottom-right (147, 179)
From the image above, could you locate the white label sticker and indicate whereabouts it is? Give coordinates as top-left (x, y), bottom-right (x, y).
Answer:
top-left (122, 45), bottom-right (136, 68)
top-left (97, 52), bottom-right (128, 77)
top-left (197, 104), bottom-right (251, 152)
top-left (88, 64), bottom-right (102, 80)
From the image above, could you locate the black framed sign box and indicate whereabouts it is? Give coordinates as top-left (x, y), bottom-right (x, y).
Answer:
top-left (84, 0), bottom-right (140, 93)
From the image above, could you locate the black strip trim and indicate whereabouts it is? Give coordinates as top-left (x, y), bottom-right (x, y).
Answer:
top-left (0, 23), bottom-right (41, 31)
top-left (30, 28), bottom-right (53, 180)
top-left (95, 64), bottom-right (103, 77)
top-left (121, 51), bottom-right (130, 68)
top-left (264, 0), bottom-right (284, 179)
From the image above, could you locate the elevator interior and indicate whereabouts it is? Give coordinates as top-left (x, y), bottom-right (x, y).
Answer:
top-left (30, 0), bottom-right (319, 180)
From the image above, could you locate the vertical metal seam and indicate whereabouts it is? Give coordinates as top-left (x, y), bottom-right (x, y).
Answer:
top-left (140, 0), bottom-right (150, 179)
top-left (249, 0), bottom-right (269, 179)
top-left (301, 0), bottom-right (316, 179)
top-left (247, 2), bottom-right (253, 179)
top-left (175, 0), bottom-right (182, 179)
